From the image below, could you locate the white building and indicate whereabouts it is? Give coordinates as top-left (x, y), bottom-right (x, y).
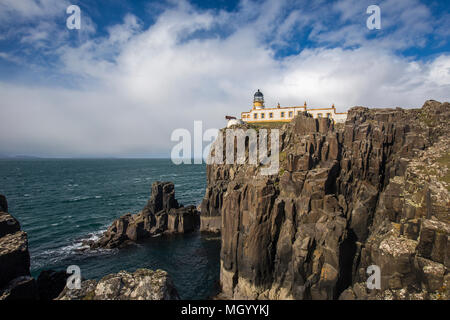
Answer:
top-left (241, 90), bottom-right (347, 124)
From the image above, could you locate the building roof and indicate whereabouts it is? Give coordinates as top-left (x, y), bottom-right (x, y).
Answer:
top-left (254, 89), bottom-right (263, 98)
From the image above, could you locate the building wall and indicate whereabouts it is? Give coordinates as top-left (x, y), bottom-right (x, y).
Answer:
top-left (242, 106), bottom-right (347, 123)
top-left (333, 113), bottom-right (347, 123)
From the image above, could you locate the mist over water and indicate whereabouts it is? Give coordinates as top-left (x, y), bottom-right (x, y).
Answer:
top-left (0, 159), bottom-right (220, 299)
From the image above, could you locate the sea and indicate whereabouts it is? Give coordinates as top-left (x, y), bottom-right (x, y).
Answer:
top-left (0, 158), bottom-right (220, 299)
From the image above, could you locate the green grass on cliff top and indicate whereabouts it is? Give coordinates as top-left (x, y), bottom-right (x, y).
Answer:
top-left (437, 152), bottom-right (450, 191)
top-left (247, 122), bottom-right (287, 129)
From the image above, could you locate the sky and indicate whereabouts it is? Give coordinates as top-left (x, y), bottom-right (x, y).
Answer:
top-left (0, 0), bottom-right (449, 158)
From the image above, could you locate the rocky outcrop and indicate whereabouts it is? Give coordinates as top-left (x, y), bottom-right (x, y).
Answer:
top-left (0, 192), bottom-right (185, 301)
top-left (0, 195), bottom-right (38, 300)
top-left (57, 269), bottom-right (180, 300)
top-left (203, 100), bottom-right (449, 300)
top-left (91, 181), bottom-right (200, 248)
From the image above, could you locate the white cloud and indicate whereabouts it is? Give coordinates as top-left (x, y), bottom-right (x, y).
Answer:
top-left (0, 0), bottom-right (449, 157)
top-left (0, 0), bottom-right (96, 55)
top-left (0, 0), bottom-right (68, 21)
top-left (0, 52), bottom-right (22, 64)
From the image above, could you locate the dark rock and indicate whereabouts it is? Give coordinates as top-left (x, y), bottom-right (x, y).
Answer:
top-left (204, 100), bottom-right (449, 299)
top-left (0, 231), bottom-right (31, 289)
top-left (0, 211), bottom-right (21, 238)
top-left (37, 270), bottom-right (69, 300)
top-left (93, 181), bottom-right (200, 248)
top-left (0, 276), bottom-right (37, 300)
top-left (0, 196), bottom-right (37, 300)
top-left (168, 205), bottom-right (200, 233)
top-left (0, 194), bottom-right (7, 212)
top-left (144, 181), bottom-right (180, 213)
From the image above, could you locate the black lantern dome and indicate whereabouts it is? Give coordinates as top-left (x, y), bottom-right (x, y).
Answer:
top-left (254, 89), bottom-right (264, 100)
top-left (253, 89), bottom-right (264, 106)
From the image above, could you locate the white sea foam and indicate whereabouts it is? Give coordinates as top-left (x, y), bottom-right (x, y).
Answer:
top-left (31, 227), bottom-right (114, 270)
top-left (67, 195), bottom-right (103, 202)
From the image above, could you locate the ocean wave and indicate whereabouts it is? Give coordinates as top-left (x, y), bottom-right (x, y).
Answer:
top-left (63, 195), bottom-right (103, 203)
top-left (31, 228), bottom-right (115, 270)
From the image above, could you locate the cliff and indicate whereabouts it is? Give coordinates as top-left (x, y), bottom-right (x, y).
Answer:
top-left (202, 100), bottom-right (449, 299)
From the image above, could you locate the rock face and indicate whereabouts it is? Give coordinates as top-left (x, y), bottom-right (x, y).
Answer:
top-left (0, 195), bottom-right (38, 300)
top-left (202, 100), bottom-right (450, 300)
top-left (57, 269), bottom-right (180, 300)
top-left (92, 181), bottom-right (200, 248)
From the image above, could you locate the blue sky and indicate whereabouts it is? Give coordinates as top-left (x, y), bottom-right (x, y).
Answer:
top-left (0, 0), bottom-right (449, 157)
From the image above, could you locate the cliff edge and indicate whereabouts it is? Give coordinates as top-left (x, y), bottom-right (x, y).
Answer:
top-left (202, 100), bottom-right (449, 300)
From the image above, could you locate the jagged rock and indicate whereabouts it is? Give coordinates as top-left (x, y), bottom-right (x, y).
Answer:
top-left (92, 181), bottom-right (200, 249)
top-left (37, 270), bottom-right (69, 300)
top-left (57, 269), bottom-right (180, 300)
top-left (0, 211), bottom-right (21, 238)
top-left (417, 219), bottom-right (449, 265)
top-left (0, 276), bottom-right (37, 300)
top-left (204, 100), bottom-right (449, 299)
top-left (0, 231), bottom-right (31, 289)
top-left (0, 195), bottom-right (20, 238)
top-left (0, 195), bottom-right (38, 300)
top-left (144, 181), bottom-right (180, 214)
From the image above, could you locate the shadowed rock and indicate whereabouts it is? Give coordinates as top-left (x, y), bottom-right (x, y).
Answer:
top-left (0, 194), bottom-right (8, 213)
top-left (37, 270), bottom-right (69, 300)
top-left (0, 195), bottom-right (38, 300)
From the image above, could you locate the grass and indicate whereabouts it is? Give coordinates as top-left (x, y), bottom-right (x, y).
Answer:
top-left (82, 290), bottom-right (95, 300)
top-left (436, 152), bottom-right (450, 166)
top-left (436, 152), bottom-right (450, 191)
top-left (418, 110), bottom-right (436, 128)
top-left (247, 122), bottom-right (287, 129)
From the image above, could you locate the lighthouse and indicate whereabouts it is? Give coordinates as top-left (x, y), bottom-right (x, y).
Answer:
top-left (242, 90), bottom-right (348, 123)
top-left (253, 89), bottom-right (265, 109)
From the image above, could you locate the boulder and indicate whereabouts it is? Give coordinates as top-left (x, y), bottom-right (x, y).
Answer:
top-left (57, 269), bottom-right (180, 300)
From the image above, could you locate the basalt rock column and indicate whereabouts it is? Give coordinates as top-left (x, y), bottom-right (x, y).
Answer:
top-left (205, 101), bottom-right (449, 299)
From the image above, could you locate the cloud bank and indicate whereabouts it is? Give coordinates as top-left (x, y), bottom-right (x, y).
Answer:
top-left (0, 0), bottom-right (449, 157)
